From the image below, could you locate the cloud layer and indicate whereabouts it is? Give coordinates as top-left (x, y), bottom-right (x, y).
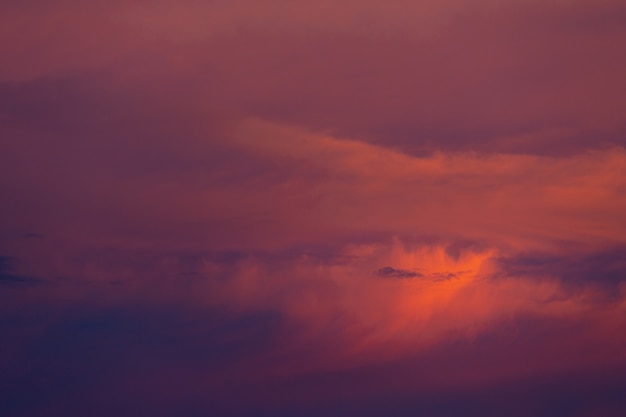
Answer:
top-left (1, 1), bottom-right (626, 416)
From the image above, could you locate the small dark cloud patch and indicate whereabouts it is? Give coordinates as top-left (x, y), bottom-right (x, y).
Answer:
top-left (432, 272), bottom-right (458, 282)
top-left (377, 267), bottom-right (462, 281)
top-left (377, 267), bottom-right (423, 279)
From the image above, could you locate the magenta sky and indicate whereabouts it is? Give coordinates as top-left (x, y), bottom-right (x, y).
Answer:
top-left (1, 1), bottom-right (626, 416)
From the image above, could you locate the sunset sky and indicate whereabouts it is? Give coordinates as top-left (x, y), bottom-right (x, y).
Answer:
top-left (1, 1), bottom-right (626, 416)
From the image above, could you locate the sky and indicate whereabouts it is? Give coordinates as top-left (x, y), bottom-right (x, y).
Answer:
top-left (1, 1), bottom-right (626, 416)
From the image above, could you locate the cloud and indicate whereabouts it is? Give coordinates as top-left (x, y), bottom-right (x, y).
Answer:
top-left (2, 0), bottom-right (625, 153)
top-left (0, 255), bottom-right (45, 288)
top-left (0, 303), bottom-right (284, 417)
top-left (227, 118), bottom-right (626, 251)
top-left (497, 246), bottom-right (626, 296)
top-left (0, 273), bottom-right (44, 287)
top-left (2, 1), bottom-right (626, 415)
top-left (376, 266), bottom-right (423, 279)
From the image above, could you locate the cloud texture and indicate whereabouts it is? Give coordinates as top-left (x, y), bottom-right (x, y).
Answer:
top-left (1, 1), bottom-right (626, 416)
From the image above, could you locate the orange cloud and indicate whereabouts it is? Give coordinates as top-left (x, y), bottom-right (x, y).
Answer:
top-left (225, 118), bottom-right (626, 251)
top-left (183, 241), bottom-right (626, 391)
